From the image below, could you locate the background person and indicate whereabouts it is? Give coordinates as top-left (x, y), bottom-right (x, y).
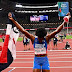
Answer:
top-left (23, 35), bottom-right (28, 51)
top-left (27, 38), bottom-right (30, 50)
top-left (63, 41), bottom-right (71, 49)
top-left (64, 33), bottom-right (66, 39)
top-left (2, 33), bottom-right (5, 42)
top-left (53, 36), bottom-right (58, 50)
top-left (59, 34), bottom-right (63, 42)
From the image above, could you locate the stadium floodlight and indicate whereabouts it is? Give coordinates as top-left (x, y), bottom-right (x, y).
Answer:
top-left (54, 4), bottom-right (58, 7)
top-left (70, 8), bottom-right (72, 10)
top-left (16, 4), bottom-right (22, 8)
top-left (15, 10), bottom-right (38, 13)
top-left (0, 8), bottom-right (2, 11)
top-left (15, 4), bottom-right (58, 8)
top-left (15, 10), bottom-right (58, 13)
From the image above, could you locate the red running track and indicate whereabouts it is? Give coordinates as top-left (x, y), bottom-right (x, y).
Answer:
top-left (2, 50), bottom-right (72, 72)
top-left (1, 39), bottom-right (72, 72)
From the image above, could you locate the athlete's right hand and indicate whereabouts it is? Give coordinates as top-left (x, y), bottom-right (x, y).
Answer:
top-left (8, 12), bottom-right (14, 21)
top-left (66, 12), bottom-right (70, 16)
top-left (63, 12), bottom-right (71, 23)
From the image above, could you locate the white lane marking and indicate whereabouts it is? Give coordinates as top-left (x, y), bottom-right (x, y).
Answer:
top-left (8, 66), bottom-right (72, 69)
top-left (17, 55), bottom-right (34, 56)
top-left (17, 53), bottom-right (34, 54)
top-left (48, 54), bottom-right (72, 56)
top-left (8, 67), bottom-right (16, 72)
top-left (16, 57), bottom-right (72, 59)
top-left (13, 61), bottom-right (72, 63)
top-left (49, 57), bottom-right (72, 59)
top-left (16, 50), bottom-right (72, 52)
top-left (17, 52), bottom-right (72, 54)
top-left (16, 54), bottom-right (72, 56)
top-left (16, 52), bottom-right (72, 55)
top-left (0, 50), bottom-right (72, 53)
top-left (16, 58), bottom-right (34, 59)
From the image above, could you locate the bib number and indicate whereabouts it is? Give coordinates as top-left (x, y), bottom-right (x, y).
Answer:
top-left (34, 48), bottom-right (46, 54)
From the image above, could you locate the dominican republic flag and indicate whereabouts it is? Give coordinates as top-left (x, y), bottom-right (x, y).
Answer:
top-left (0, 12), bottom-right (19, 63)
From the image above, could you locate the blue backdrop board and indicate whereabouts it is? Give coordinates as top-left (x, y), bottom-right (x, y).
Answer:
top-left (58, 2), bottom-right (69, 17)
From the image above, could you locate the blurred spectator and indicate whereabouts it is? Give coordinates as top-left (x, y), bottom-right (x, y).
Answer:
top-left (64, 33), bottom-right (66, 39)
top-left (63, 41), bottom-right (71, 49)
top-left (2, 33), bottom-right (5, 42)
top-left (53, 36), bottom-right (58, 50)
top-left (59, 35), bottom-right (63, 42)
top-left (27, 38), bottom-right (30, 50)
top-left (23, 35), bottom-right (28, 51)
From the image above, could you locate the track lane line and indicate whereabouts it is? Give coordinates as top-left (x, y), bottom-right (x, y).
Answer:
top-left (16, 57), bottom-right (72, 59)
top-left (8, 67), bottom-right (16, 72)
top-left (16, 54), bottom-right (72, 56)
top-left (16, 50), bottom-right (72, 52)
top-left (8, 66), bottom-right (72, 69)
top-left (13, 61), bottom-right (72, 63)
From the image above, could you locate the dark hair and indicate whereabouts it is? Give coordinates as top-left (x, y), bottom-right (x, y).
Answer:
top-left (36, 27), bottom-right (47, 38)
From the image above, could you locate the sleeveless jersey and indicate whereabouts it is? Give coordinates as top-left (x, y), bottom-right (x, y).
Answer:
top-left (33, 36), bottom-right (47, 55)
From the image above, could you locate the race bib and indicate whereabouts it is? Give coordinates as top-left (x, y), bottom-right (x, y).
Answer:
top-left (34, 48), bottom-right (46, 54)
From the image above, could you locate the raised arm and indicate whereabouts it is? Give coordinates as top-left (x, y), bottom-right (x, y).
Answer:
top-left (8, 12), bottom-right (35, 43)
top-left (46, 13), bottom-right (71, 42)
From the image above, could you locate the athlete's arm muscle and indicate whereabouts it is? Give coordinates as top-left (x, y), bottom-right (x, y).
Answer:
top-left (46, 22), bottom-right (66, 43)
top-left (46, 14), bottom-right (71, 43)
top-left (8, 13), bottom-right (35, 43)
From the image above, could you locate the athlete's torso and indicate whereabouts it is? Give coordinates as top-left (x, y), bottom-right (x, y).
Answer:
top-left (33, 36), bottom-right (47, 55)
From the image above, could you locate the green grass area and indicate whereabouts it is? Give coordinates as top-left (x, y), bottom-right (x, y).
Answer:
top-left (0, 37), bottom-right (23, 42)
top-left (17, 37), bottom-right (23, 41)
top-left (66, 35), bottom-right (72, 39)
top-left (18, 35), bottom-right (72, 40)
top-left (0, 35), bottom-right (72, 42)
top-left (0, 39), bottom-right (3, 42)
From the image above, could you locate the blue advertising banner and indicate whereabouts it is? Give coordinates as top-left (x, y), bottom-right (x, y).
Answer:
top-left (58, 2), bottom-right (69, 17)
